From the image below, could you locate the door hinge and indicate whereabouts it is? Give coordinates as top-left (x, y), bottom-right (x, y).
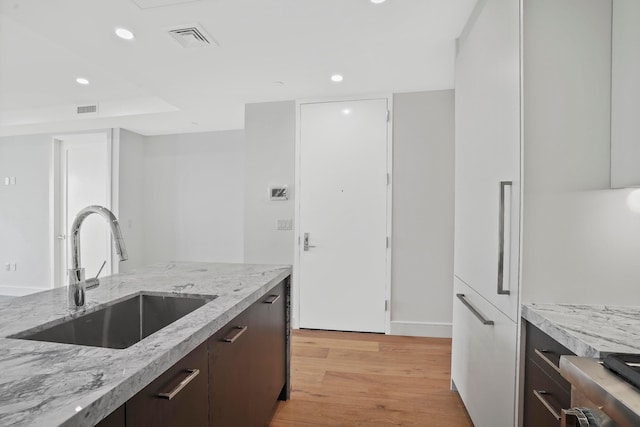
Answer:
top-left (386, 173), bottom-right (390, 185)
top-left (385, 300), bottom-right (389, 311)
top-left (386, 237), bottom-right (390, 248)
top-left (386, 109), bottom-right (390, 122)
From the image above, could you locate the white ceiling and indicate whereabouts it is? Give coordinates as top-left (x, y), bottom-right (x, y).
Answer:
top-left (0, 0), bottom-right (476, 137)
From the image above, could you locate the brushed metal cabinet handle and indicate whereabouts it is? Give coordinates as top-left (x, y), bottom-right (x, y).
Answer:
top-left (456, 294), bottom-right (494, 325)
top-left (264, 294), bottom-right (281, 304)
top-left (497, 181), bottom-right (512, 295)
top-left (157, 369), bottom-right (200, 400)
top-left (533, 390), bottom-right (561, 421)
top-left (534, 348), bottom-right (561, 374)
top-left (223, 326), bottom-right (248, 343)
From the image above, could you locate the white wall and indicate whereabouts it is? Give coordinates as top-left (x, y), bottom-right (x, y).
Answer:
top-left (142, 130), bottom-right (245, 265)
top-left (0, 128), bottom-right (246, 295)
top-left (391, 91), bottom-right (455, 337)
top-left (116, 128), bottom-right (145, 272)
top-left (521, 0), bottom-right (640, 305)
top-left (244, 95), bottom-right (456, 337)
top-left (0, 134), bottom-right (51, 295)
top-left (243, 101), bottom-right (296, 265)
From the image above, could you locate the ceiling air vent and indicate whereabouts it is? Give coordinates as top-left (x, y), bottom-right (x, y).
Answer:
top-left (167, 24), bottom-right (217, 48)
top-left (76, 104), bottom-right (98, 115)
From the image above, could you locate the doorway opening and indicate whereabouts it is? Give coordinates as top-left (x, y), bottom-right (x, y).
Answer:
top-left (51, 130), bottom-right (114, 288)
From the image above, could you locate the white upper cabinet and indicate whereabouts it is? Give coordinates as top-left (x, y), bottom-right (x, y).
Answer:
top-left (611, 0), bottom-right (640, 188)
top-left (454, 0), bottom-right (521, 322)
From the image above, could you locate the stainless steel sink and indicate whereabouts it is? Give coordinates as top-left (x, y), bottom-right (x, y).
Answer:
top-left (13, 293), bottom-right (216, 349)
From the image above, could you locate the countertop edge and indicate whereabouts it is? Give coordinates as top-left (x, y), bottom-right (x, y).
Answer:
top-left (521, 304), bottom-right (602, 358)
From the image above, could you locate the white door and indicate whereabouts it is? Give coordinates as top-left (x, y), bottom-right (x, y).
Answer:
top-left (54, 133), bottom-right (111, 287)
top-left (298, 98), bottom-right (390, 333)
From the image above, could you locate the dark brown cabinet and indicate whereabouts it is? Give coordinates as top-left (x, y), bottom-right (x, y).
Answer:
top-left (250, 281), bottom-right (287, 426)
top-left (126, 341), bottom-right (209, 427)
top-left (209, 309), bottom-right (252, 426)
top-left (523, 322), bottom-right (575, 427)
top-left (96, 405), bottom-right (125, 427)
top-left (93, 278), bottom-right (289, 427)
top-left (209, 280), bottom-right (287, 427)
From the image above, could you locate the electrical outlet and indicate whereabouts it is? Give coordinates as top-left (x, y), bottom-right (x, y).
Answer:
top-left (3, 177), bottom-right (8, 186)
top-left (4, 263), bottom-right (9, 271)
top-left (10, 177), bottom-right (16, 185)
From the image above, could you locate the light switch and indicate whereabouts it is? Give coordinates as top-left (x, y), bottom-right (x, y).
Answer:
top-left (3, 177), bottom-right (8, 186)
top-left (9, 177), bottom-right (16, 185)
top-left (11, 263), bottom-right (17, 271)
top-left (277, 219), bottom-right (293, 230)
top-left (4, 263), bottom-right (9, 271)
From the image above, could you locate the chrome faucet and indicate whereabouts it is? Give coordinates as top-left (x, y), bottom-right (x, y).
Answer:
top-left (68, 205), bottom-right (128, 308)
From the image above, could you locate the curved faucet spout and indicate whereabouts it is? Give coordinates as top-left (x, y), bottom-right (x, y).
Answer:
top-left (68, 205), bottom-right (128, 308)
top-left (70, 205), bottom-right (128, 271)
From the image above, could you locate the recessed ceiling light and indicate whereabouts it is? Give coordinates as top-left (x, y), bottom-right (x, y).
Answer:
top-left (76, 77), bottom-right (90, 85)
top-left (370, 0), bottom-right (386, 3)
top-left (342, 108), bottom-right (352, 115)
top-left (331, 74), bottom-right (344, 83)
top-left (115, 27), bottom-right (135, 40)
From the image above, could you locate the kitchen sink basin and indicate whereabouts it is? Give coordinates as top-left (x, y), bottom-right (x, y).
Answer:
top-left (12, 293), bottom-right (216, 349)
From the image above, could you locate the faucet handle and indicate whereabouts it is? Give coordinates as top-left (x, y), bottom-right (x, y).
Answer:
top-left (95, 260), bottom-right (106, 277)
top-left (86, 260), bottom-right (106, 290)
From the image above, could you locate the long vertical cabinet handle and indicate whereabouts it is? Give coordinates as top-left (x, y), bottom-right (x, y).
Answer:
top-left (497, 181), bottom-right (512, 295)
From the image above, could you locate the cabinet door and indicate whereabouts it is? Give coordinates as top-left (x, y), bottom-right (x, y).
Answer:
top-left (126, 342), bottom-right (208, 427)
top-left (209, 309), bottom-right (252, 427)
top-left (251, 281), bottom-right (287, 426)
top-left (451, 277), bottom-right (517, 427)
top-left (454, 0), bottom-right (521, 320)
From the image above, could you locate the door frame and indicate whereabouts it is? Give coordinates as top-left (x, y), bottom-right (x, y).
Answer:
top-left (49, 129), bottom-right (117, 288)
top-left (293, 94), bottom-right (393, 333)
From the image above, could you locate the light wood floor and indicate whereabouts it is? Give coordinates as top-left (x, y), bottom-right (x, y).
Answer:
top-left (270, 329), bottom-right (473, 427)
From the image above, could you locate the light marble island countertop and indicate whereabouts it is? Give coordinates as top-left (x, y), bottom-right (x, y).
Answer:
top-left (522, 303), bottom-right (640, 358)
top-left (0, 262), bottom-right (291, 427)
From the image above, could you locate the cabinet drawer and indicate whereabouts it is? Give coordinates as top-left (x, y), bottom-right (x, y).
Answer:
top-left (524, 356), bottom-right (571, 427)
top-left (525, 322), bottom-right (574, 384)
top-left (252, 281), bottom-right (287, 426)
top-left (126, 341), bottom-right (208, 427)
top-left (451, 277), bottom-right (518, 427)
top-left (209, 309), bottom-right (252, 427)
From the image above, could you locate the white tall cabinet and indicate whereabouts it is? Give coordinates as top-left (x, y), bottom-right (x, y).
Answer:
top-left (451, 0), bottom-right (613, 426)
top-left (451, 0), bottom-right (520, 426)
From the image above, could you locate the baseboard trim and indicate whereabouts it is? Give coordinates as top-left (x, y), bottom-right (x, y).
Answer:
top-left (0, 286), bottom-right (48, 297)
top-left (389, 320), bottom-right (452, 338)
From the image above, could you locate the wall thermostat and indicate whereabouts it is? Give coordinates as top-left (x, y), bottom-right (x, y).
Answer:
top-left (269, 186), bottom-right (289, 201)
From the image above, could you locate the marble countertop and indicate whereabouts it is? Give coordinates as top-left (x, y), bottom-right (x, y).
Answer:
top-left (522, 303), bottom-right (640, 358)
top-left (0, 262), bottom-right (291, 427)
